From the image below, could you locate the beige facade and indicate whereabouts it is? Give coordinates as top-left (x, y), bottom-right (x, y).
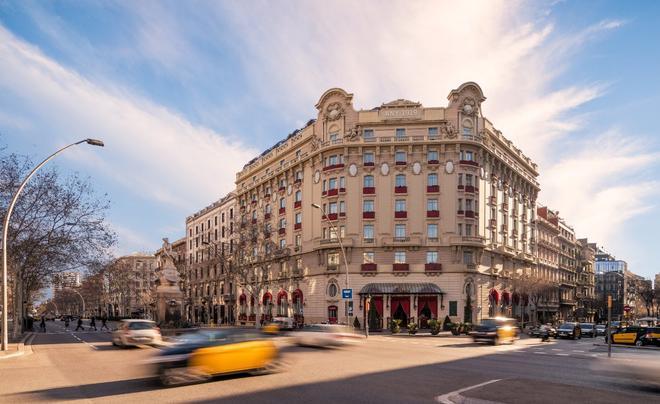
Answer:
top-left (106, 253), bottom-right (157, 317)
top-left (185, 192), bottom-right (236, 324)
top-left (232, 83), bottom-right (541, 329)
top-left (576, 238), bottom-right (596, 321)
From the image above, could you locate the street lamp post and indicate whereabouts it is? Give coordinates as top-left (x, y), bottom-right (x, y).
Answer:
top-left (312, 203), bottom-right (351, 325)
top-left (2, 138), bottom-right (104, 351)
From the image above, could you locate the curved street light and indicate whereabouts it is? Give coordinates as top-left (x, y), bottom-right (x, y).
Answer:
top-left (2, 139), bottom-right (104, 351)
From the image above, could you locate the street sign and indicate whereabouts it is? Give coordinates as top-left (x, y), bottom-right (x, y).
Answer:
top-left (342, 289), bottom-right (352, 299)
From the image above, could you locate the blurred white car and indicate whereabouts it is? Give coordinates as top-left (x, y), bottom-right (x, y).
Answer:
top-left (112, 319), bottom-right (162, 347)
top-left (290, 324), bottom-right (363, 347)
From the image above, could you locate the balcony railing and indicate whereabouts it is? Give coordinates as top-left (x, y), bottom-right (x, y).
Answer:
top-left (395, 211), bottom-right (407, 218)
top-left (393, 263), bottom-right (409, 271)
top-left (325, 213), bottom-right (338, 221)
top-left (294, 201), bottom-right (302, 209)
top-left (427, 185), bottom-right (439, 193)
top-left (465, 185), bottom-right (476, 193)
top-left (327, 188), bottom-right (338, 197)
top-left (395, 160), bottom-right (407, 166)
top-left (425, 263), bottom-right (442, 272)
top-left (278, 228), bottom-right (286, 235)
top-left (427, 210), bottom-right (439, 218)
top-left (427, 159), bottom-right (439, 165)
top-left (459, 160), bottom-right (479, 167)
top-left (394, 186), bottom-right (408, 194)
top-left (465, 210), bottom-right (475, 218)
top-left (279, 207), bottom-right (286, 215)
top-left (363, 211), bottom-right (375, 219)
top-left (264, 213), bottom-right (271, 220)
top-left (361, 263), bottom-right (377, 272)
top-left (363, 187), bottom-right (375, 194)
top-left (363, 161), bottom-right (375, 167)
top-left (294, 223), bottom-right (301, 230)
top-left (323, 163), bottom-right (345, 171)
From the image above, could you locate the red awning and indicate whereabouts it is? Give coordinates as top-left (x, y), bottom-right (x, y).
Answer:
top-left (263, 292), bottom-right (272, 304)
top-left (277, 290), bottom-right (288, 304)
top-left (292, 289), bottom-right (303, 304)
top-left (501, 291), bottom-right (510, 306)
top-left (489, 289), bottom-right (499, 305)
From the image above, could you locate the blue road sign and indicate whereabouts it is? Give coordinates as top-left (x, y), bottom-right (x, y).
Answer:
top-left (342, 289), bottom-right (352, 299)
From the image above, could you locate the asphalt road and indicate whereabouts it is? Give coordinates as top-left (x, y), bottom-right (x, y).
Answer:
top-left (0, 320), bottom-right (658, 403)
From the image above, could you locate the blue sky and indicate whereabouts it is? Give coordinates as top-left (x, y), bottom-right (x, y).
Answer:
top-left (0, 0), bottom-right (659, 280)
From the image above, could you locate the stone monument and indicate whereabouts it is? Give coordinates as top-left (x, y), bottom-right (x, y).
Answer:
top-left (154, 238), bottom-right (184, 325)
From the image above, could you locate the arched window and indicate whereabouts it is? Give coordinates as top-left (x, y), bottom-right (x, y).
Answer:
top-left (292, 289), bottom-right (303, 316)
top-left (277, 290), bottom-right (288, 316)
top-left (295, 190), bottom-right (302, 202)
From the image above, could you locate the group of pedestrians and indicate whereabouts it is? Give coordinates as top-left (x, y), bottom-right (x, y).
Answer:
top-left (41, 315), bottom-right (110, 332)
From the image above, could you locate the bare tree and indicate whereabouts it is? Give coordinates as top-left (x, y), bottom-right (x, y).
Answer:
top-left (1, 149), bottom-right (116, 336)
top-left (637, 282), bottom-right (655, 317)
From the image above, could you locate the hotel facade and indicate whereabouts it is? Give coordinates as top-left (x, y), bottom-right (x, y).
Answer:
top-left (229, 83), bottom-right (543, 329)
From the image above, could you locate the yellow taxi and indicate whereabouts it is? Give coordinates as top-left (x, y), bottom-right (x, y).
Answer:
top-left (470, 317), bottom-right (519, 345)
top-left (150, 329), bottom-right (282, 386)
top-left (608, 326), bottom-right (647, 346)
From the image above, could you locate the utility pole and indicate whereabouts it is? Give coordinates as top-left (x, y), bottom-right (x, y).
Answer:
top-left (607, 294), bottom-right (612, 358)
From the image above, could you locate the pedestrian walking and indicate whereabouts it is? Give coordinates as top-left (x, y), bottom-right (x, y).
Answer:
top-left (75, 318), bottom-right (84, 331)
top-left (89, 316), bottom-right (97, 331)
top-left (100, 316), bottom-right (109, 331)
top-left (40, 317), bottom-right (47, 333)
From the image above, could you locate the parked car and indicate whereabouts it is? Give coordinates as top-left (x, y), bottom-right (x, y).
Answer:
top-left (595, 324), bottom-right (606, 336)
top-left (607, 326), bottom-right (647, 346)
top-left (470, 317), bottom-right (519, 345)
top-left (579, 323), bottom-right (596, 338)
top-left (149, 329), bottom-right (281, 386)
top-left (556, 322), bottom-right (581, 339)
top-left (112, 319), bottom-right (162, 347)
top-left (290, 324), bottom-right (362, 347)
top-left (639, 327), bottom-right (660, 346)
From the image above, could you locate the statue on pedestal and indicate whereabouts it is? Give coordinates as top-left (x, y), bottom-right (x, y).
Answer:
top-left (154, 238), bottom-right (184, 325)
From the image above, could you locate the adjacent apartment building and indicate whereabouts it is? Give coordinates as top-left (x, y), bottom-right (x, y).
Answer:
top-left (232, 83), bottom-right (541, 329)
top-left (185, 192), bottom-right (236, 324)
top-left (105, 253), bottom-right (157, 318)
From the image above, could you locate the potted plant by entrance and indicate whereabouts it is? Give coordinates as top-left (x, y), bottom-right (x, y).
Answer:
top-left (442, 315), bottom-right (453, 331)
top-left (462, 322), bottom-right (473, 334)
top-left (451, 323), bottom-right (461, 336)
top-left (407, 322), bottom-right (418, 335)
top-left (428, 319), bottom-right (441, 335)
top-left (389, 319), bottom-right (401, 334)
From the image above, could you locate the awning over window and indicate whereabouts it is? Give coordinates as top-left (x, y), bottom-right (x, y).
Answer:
top-left (359, 283), bottom-right (444, 295)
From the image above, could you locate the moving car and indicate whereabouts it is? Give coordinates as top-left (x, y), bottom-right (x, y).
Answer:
top-left (529, 324), bottom-right (556, 338)
top-left (112, 319), bottom-right (162, 347)
top-left (595, 324), bottom-right (606, 336)
top-left (639, 327), bottom-right (660, 346)
top-left (149, 329), bottom-right (281, 386)
top-left (290, 324), bottom-right (362, 347)
top-left (271, 316), bottom-right (295, 331)
top-left (556, 322), bottom-right (581, 339)
top-left (579, 323), bottom-right (596, 338)
top-left (607, 326), bottom-right (647, 346)
top-left (470, 317), bottom-right (519, 345)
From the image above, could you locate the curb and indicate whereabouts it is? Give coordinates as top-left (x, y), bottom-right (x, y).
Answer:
top-left (593, 342), bottom-right (659, 351)
top-left (0, 332), bottom-right (34, 360)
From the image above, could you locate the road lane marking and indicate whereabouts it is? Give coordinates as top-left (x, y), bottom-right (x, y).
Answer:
top-left (551, 348), bottom-right (562, 351)
top-left (572, 350), bottom-right (585, 352)
top-left (533, 352), bottom-right (547, 354)
top-left (435, 379), bottom-right (502, 404)
top-left (556, 353), bottom-right (569, 356)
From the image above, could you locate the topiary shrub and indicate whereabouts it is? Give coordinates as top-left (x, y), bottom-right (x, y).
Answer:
top-left (428, 319), bottom-right (440, 335)
top-left (353, 316), bottom-right (361, 329)
top-left (407, 322), bottom-right (418, 335)
top-left (390, 319), bottom-right (401, 334)
top-left (442, 315), bottom-right (453, 331)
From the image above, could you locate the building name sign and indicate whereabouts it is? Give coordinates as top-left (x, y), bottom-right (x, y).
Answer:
top-left (380, 108), bottom-right (422, 120)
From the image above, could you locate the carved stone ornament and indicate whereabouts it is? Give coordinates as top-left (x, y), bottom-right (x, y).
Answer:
top-left (348, 163), bottom-right (358, 177)
top-left (441, 121), bottom-right (457, 139)
top-left (345, 127), bottom-right (359, 141)
top-left (461, 97), bottom-right (478, 116)
top-left (314, 170), bottom-right (320, 183)
top-left (445, 161), bottom-right (454, 174)
top-left (310, 135), bottom-right (321, 151)
top-left (412, 162), bottom-right (422, 175)
top-left (326, 102), bottom-right (344, 121)
top-left (287, 184), bottom-right (292, 196)
top-left (380, 162), bottom-right (390, 176)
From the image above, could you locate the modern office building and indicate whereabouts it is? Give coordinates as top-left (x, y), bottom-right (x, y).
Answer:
top-left (232, 83), bottom-right (540, 329)
top-left (592, 246), bottom-right (627, 321)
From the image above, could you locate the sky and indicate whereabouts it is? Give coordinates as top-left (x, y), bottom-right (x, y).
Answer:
top-left (0, 0), bottom-right (659, 280)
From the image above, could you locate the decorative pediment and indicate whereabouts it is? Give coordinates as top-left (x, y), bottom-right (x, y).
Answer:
top-left (380, 99), bottom-right (422, 109)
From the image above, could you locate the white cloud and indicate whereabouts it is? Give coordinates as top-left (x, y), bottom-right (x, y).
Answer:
top-left (0, 25), bottom-right (257, 212)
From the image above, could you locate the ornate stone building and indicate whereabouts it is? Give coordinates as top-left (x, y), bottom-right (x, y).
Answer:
top-left (232, 83), bottom-right (541, 329)
top-left (576, 238), bottom-right (596, 322)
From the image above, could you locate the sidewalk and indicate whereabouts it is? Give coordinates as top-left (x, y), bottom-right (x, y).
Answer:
top-left (592, 341), bottom-right (660, 351)
top-left (0, 332), bottom-right (35, 360)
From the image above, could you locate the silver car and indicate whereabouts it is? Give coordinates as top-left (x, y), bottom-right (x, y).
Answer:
top-left (112, 320), bottom-right (162, 347)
